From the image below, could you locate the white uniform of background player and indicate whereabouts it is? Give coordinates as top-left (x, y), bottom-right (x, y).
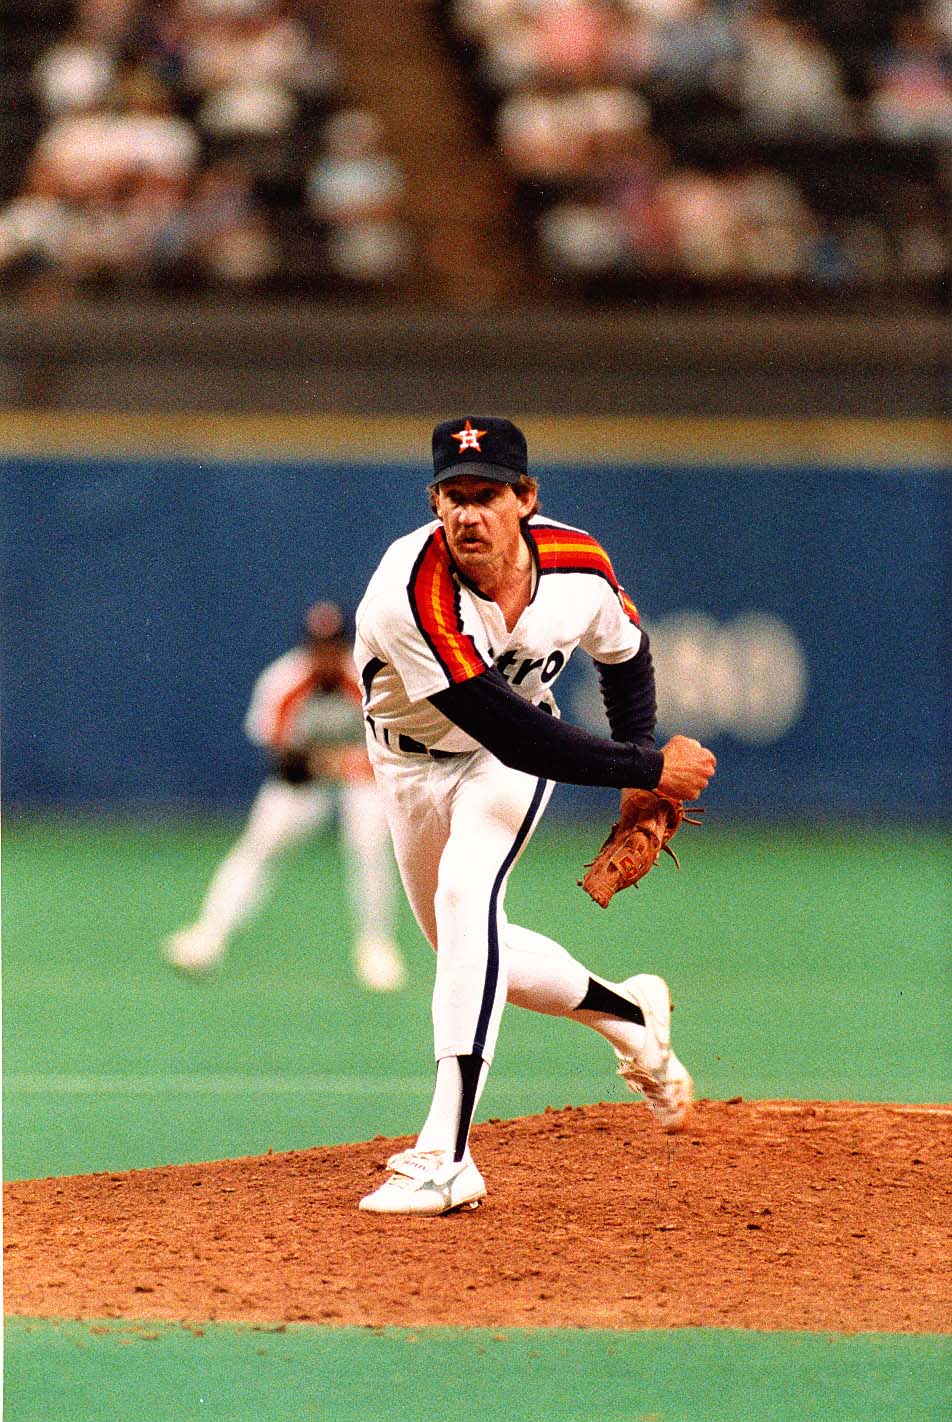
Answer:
top-left (165, 601), bottom-right (405, 992)
top-left (355, 417), bottom-right (716, 1215)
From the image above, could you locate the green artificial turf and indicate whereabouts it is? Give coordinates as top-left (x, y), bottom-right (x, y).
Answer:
top-left (3, 817), bottom-right (949, 1182)
top-left (4, 1320), bottom-right (950, 1422)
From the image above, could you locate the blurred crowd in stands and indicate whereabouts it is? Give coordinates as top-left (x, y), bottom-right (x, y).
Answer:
top-left (441, 0), bottom-right (951, 298)
top-left (0, 0), bottom-right (414, 301)
top-left (0, 0), bottom-right (948, 305)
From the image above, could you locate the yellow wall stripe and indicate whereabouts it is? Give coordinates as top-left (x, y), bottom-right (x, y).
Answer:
top-left (0, 411), bottom-right (948, 466)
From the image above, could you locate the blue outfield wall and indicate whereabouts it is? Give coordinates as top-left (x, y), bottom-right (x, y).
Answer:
top-left (2, 455), bottom-right (949, 816)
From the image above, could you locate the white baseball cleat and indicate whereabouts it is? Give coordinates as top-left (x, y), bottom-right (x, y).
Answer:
top-left (358, 1149), bottom-right (485, 1216)
top-left (613, 972), bottom-right (694, 1132)
top-left (354, 935), bottom-right (407, 992)
top-left (164, 925), bottom-right (226, 974)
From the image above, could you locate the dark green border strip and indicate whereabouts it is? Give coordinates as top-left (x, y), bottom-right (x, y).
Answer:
top-left (5, 1320), bottom-right (950, 1422)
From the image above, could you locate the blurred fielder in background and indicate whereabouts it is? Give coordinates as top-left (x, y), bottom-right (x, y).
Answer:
top-left (165, 600), bottom-right (405, 992)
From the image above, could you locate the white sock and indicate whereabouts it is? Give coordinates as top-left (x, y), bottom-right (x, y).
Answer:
top-left (506, 925), bottom-right (646, 1057)
top-left (569, 1006), bottom-right (646, 1059)
top-left (195, 846), bottom-right (271, 943)
top-left (414, 1055), bottom-right (489, 1160)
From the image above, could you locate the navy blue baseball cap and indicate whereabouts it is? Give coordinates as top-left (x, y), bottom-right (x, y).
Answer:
top-left (431, 416), bottom-right (529, 485)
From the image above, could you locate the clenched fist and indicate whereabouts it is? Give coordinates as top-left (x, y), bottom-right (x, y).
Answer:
top-left (656, 735), bottom-right (716, 801)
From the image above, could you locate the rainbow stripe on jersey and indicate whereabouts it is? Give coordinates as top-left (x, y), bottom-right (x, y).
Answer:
top-left (530, 523), bottom-right (640, 625)
top-left (407, 527), bottom-right (489, 684)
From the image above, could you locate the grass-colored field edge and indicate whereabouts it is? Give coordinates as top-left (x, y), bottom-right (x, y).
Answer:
top-left (5, 1318), bottom-right (950, 1422)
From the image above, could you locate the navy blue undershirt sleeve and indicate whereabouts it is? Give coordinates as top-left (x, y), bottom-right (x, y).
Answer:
top-left (595, 633), bottom-right (657, 745)
top-left (429, 664), bottom-right (663, 789)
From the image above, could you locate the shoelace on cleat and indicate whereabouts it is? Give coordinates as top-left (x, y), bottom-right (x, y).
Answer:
top-left (617, 1057), bottom-right (675, 1104)
top-left (617, 1058), bottom-right (689, 1130)
top-left (384, 1148), bottom-right (447, 1178)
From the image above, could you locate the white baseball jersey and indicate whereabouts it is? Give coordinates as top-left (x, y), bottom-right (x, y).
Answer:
top-left (355, 515), bottom-right (643, 752)
top-left (244, 647), bottom-right (365, 753)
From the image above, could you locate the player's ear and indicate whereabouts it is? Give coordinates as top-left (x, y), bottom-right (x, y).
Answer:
top-left (514, 480), bottom-right (538, 519)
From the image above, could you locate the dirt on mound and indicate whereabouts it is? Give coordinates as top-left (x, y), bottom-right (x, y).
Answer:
top-left (5, 1100), bottom-right (950, 1334)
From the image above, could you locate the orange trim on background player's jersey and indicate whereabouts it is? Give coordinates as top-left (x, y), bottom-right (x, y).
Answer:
top-left (408, 529), bottom-right (489, 684)
top-left (530, 524), bottom-right (640, 625)
top-left (270, 668), bottom-right (362, 748)
top-left (271, 671), bottom-right (321, 749)
top-left (339, 673), bottom-right (364, 707)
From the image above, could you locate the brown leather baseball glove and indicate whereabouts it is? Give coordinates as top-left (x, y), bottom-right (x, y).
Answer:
top-left (579, 789), bottom-right (703, 907)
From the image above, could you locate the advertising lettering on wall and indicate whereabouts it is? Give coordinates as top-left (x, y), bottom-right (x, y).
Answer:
top-left (571, 611), bottom-right (808, 747)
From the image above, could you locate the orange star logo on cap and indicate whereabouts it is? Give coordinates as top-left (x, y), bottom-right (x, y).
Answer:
top-left (450, 419), bottom-right (487, 453)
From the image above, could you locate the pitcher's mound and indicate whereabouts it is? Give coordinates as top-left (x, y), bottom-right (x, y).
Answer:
top-left (5, 1099), bottom-right (950, 1333)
